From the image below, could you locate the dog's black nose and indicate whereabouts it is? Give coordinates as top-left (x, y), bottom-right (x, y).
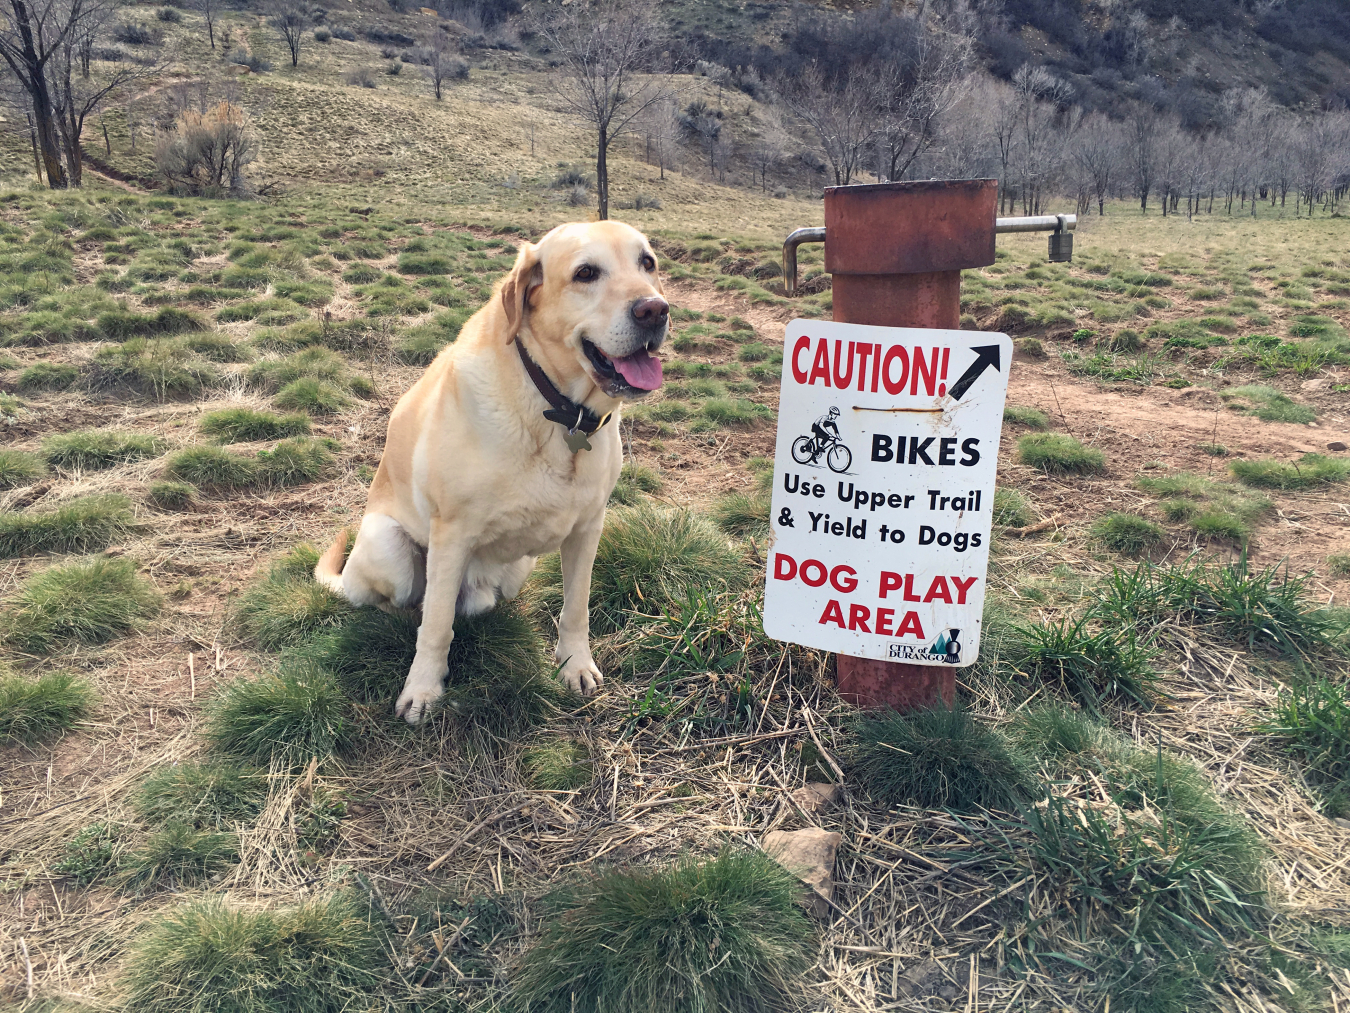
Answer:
top-left (631, 296), bottom-right (669, 329)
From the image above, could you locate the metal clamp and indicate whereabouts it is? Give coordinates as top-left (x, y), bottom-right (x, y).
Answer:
top-left (781, 214), bottom-right (1077, 296)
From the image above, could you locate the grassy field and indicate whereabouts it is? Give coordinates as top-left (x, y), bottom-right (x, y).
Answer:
top-left (1, 12), bottom-right (1350, 1012)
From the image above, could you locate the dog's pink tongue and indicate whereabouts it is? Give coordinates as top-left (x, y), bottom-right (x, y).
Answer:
top-left (613, 349), bottom-right (663, 390)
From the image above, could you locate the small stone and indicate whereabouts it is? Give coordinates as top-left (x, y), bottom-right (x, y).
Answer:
top-left (1327, 442), bottom-right (1348, 452)
top-left (790, 782), bottom-right (840, 814)
top-left (1332, 818), bottom-right (1350, 830)
top-left (763, 828), bottom-right (841, 917)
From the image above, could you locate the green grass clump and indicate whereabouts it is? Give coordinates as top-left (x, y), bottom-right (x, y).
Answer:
top-left (1011, 703), bottom-right (1101, 760)
top-left (1197, 442), bottom-right (1228, 456)
top-left (1092, 512), bottom-right (1165, 554)
top-left (148, 481), bottom-right (196, 509)
top-left (274, 377), bottom-right (352, 414)
top-left (120, 822), bottom-right (239, 889)
top-left (91, 338), bottom-right (218, 397)
top-left (164, 446), bottom-right (258, 489)
top-left (236, 563), bottom-right (352, 650)
top-left (3, 556), bottom-right (160, 651)
top-left (521, 739), bottom-right (594, 790)
top-left (513, 849), bottom-right (813, 1013)
top-left (529, 503), bottom-right (748, 635)
top-left (1003, 405), bottom-right (1050, 429)
top-left (0, 449), bottom-right (44, 488)
top-left (125, 894), bottom-right (385, 1013)
top-left (992, 487), bottom-right (1033, 527)
top-left (255, 438), bottom-right (336, 487)
top-left (0, 494), bottom-right (137, 558)
top-left (1018, 433), bottom-right (1105, 474)
top-left (247, 347), bottom-right (348, 391)
top-left (205, 661), bottom-right (353, 764)
top-left (54, 822), bottom-right (124, 884)
top-left (296, 603), bottom-right (559, 730)
top-left (17, 361), bottom-right (78, 390)
top-left (1260, 677), bottom-right (1350, 813)
top-left (609, 462), bottom-right (662, 505)
top-left (0, 669), bottom-right (95, 744)
top-left (1231, 453), bottom-right (1350, 490)
top-left (712, 491), bottom-right (769, 537)
top-left (1011, 614), bottom-right (1156, 709)
top-left (200, 408), bottom-right (310, 443)
top-left (134, 760), bottom-right (268, 828)
top-left (1222, 384), bottom-right (1316, 424)
top-left (42, 429), bottom-right (165, 470)
top-left (1329, 553), bottom-right (1350, 577)
top-left (97, 306), bottom-right (202, 339)
top-left (851, 705), bottom-right (1027, 812)
top-left (1094, 557), bottom-right (1343, 659)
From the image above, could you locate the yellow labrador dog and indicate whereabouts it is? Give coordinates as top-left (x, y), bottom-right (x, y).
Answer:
top-left (315, 221), bottom-right (667, 723)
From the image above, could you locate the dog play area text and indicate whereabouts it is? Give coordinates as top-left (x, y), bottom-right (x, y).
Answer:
top-left (763, 320), bottom-right (1012, 666)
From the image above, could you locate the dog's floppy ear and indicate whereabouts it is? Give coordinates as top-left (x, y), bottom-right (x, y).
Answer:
top-left (500, 241), bottom-right (542, 341)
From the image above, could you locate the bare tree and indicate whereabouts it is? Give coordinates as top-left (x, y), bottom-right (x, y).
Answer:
top-left (423, 30), bottom-right (458, 100)
top-left (1125, 103), bottom-right (1156, 213)
top-left (270, 1), bottom-right (308, 68)
top-left (1069, 111), bottom-right (1120, 216)
top-left (156, 100), bottom-right (259, 196)
top-left (782, 61), bottom-right (871, 187)
top-left (748, 104), bottom-right (787, 193)
top-left (536, 0), bottom-right (664, 220)
top-left (189, 0), bottom-right (221, 49)
top-left (679, 98), bottom-right (722, 175)
top-left (0, 0), bottom-right (108, 186)
top-left (866, 27), bottom-right (972, 183)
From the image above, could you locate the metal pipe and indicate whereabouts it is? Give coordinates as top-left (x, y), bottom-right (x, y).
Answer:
top-left (781, 214), bottom-right (1078, 295)
top-left (782, 226), bottom-right (825, 297)
top-left (994, 213), bottom-right (1077, 234)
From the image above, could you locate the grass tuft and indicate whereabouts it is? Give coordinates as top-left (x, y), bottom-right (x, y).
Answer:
top-left (850, 705), bottom-right (1027, 812)
top-left (1092, 512), bottom-right (1165, 554)
top-left (205, 661), bottom-right (353, 764)
top-left (274, 377), bottom-right (352, 414)
top-left (148, 481), bottom-right (196, 510)
top-left (1018, 433), bottom-right (1106, 474)
top-left (1011, 704), bottom-right (1101, 759)
top-left (200, 408), bottom-right (311, 443)
top-left (521, 738), bottom-right (594, 790)
top-left (296, 603), bottom-right (559, 730)
top-left (992, 487), bottom-right (1034, 527)
top-left (133, 760), bottom-right (268, 828)
top-left (1003, 405), bottom-right (1050, 429)
top-left (236, 562), bottom-right (352, 650)
top-left (1231, 453), bottom-right (1350, 490)
top-left (120, 822), bottom-right (239, 890)
top-left (0, 494), bottom-right (137, 557)
top-left (164, 445), bottom-right (258, 489)
top-left (608, 461), bottom-right (662, 505)
top-left (513, 849), bottom-right (813, 1013)
top-left (1011, 614), bottom-right (1157, 709)
top-left (529, 503), bottom-right (748, 635)
top-left (1260, 677), bottom-right (1350, 815)
top-left (42, 429), bottom-right (164, 470)
top-left (0, 449), bottom-right (44, 488)
top-left (17, 361), bottom-right (78, 390)
top-left (713, 491), bottom-right (770, 537)
top-left (0, 669), bottom-right (96, 744)
top-left (2, 556), bottom-right (161, 651)
top-left (124, 894), bottom-right (385, 1013)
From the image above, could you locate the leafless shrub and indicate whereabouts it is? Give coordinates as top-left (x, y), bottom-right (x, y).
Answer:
top-left (154, 101), bottom-right (258, 197)
top-left (343, 67), bottom-right (377, 88)
top-left (567, 182), bottom-right (590, 206)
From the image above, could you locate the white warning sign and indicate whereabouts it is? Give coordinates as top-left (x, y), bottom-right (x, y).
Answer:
top-left (762, 320), bottom-right (1012, 667)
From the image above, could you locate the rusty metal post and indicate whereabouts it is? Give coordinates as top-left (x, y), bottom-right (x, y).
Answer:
top-left (824, 178), bottom-right (998, 712)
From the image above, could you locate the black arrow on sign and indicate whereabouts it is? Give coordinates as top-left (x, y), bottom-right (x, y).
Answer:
top-left (947, 345), bottom-right (1001, 401)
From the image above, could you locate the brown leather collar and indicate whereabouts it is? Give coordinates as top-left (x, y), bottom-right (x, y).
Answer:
top-left (514, 337), bottom-right (611, 436)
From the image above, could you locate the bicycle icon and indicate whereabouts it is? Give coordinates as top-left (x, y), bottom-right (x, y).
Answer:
top-left (792, 407), bottom-right (853, 474)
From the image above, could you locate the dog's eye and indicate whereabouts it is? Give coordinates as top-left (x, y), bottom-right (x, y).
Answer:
top-left (640, 253), bottom-right (656, 272)
top-left (573, 265), bottom-right (598, 283)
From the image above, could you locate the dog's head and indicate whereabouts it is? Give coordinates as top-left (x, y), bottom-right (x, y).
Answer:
top-left (501, 221), bottom-right (667, 401)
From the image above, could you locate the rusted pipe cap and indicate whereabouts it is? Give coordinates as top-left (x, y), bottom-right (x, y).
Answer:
top-left (824, 179), bottom-right (997, 277)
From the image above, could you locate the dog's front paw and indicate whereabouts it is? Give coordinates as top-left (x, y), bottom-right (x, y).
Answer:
top-left (394, 682), bottom-right (443, 724)
top-left (395, 662), bottom-right (447, 725)
top-left (558, 652), bottom-right (604, 696)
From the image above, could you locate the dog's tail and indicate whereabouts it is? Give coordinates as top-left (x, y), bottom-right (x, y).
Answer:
top-left (314, 528), bottom-right (350, 597)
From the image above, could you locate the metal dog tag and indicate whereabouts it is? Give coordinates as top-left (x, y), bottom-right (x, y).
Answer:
top-left (564, 428), bottom-right (593, 453)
